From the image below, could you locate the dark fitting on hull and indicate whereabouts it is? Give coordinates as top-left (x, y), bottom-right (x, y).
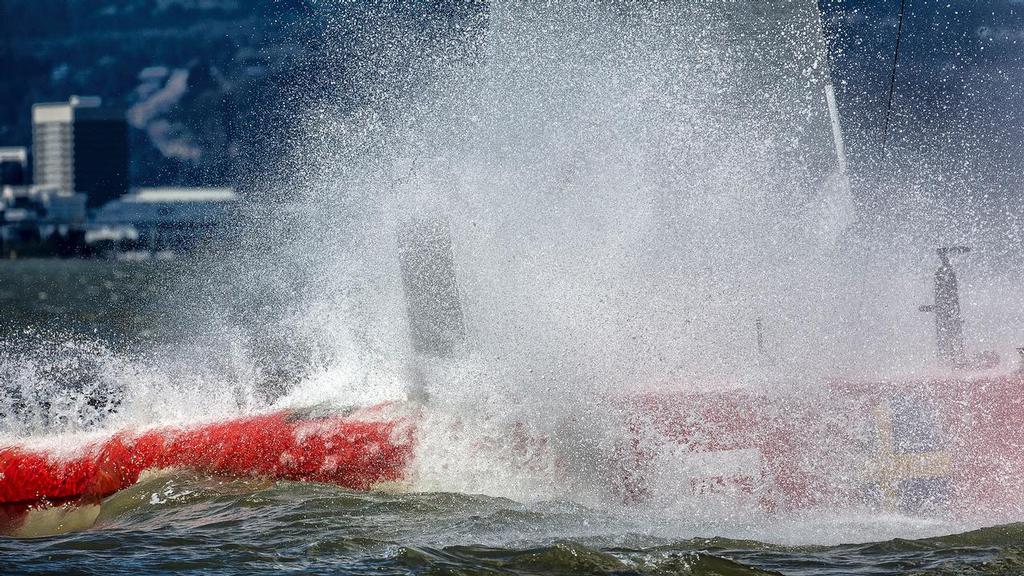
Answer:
top-left (919, 246), bottom-right (969, 368)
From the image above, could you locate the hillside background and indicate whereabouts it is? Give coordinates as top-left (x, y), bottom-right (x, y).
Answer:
top-left (0, 1), bottom-right (1021, 196)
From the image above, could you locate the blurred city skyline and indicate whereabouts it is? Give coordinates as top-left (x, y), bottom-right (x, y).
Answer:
top-left (0, 1), bottom-right (1021, 195)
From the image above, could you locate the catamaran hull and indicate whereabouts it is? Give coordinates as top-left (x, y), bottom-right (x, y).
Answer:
top-left (3, 373), bottom-right (1022, 534)
top-left (0, 404), bottom-right (415, 533)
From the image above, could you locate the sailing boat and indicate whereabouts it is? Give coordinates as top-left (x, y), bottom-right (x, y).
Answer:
top-left (4, 2), bottom-right (1021, 534)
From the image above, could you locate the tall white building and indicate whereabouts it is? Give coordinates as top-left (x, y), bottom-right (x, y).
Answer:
top-left (32, 96), bottom-right (129, 208)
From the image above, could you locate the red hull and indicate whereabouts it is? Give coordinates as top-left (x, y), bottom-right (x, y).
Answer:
top-left (0, 404), bottom-right (415, 529)
top-left (618, 372), bottom-right (1024, 517)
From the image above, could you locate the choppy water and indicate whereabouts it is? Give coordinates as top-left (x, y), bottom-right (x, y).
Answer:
top-left (1, 472), bottom-right (1020, 575)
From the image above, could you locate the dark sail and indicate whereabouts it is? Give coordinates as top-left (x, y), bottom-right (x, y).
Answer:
top-left (398, 218), bottom-right (466, 357)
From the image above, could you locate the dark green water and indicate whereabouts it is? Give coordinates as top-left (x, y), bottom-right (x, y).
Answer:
top-left (0, 259), bottom-right (170, 342)
top-left (1, 472), bottom-right (1021, 575)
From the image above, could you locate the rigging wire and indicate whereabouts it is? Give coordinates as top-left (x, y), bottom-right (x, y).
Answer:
top-left (881, 0), bottom-right (908, 152)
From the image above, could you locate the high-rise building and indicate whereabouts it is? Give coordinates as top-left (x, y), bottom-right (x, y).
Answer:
top-left (0, 147), bottom-right (28, 185)
top-left (32, 96), bottom-right (129, 208)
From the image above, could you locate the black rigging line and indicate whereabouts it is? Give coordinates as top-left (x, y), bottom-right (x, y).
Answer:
top-left (882, 0), bottom-right (908, 152)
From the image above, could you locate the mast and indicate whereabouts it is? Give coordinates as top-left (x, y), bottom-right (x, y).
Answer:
top-left (814, 3), bottom-right (849, 177)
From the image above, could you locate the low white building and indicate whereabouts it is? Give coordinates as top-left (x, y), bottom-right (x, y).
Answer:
top-left (92, 186), bottom-right (238, 251)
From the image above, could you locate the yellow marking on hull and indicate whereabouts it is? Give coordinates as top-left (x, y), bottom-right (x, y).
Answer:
top-left (870, 401), bottom-right (951, 510)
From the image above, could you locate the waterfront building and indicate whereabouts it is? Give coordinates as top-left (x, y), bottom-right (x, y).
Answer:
top-left (1, 185), bottom-right (43, 213)
top-left (32, 96), bottom-right (129, 209)
top-left (0, 186), bottom-right (43, 250)
top-left (92, 186), bottom-right (238, 251)
top-left (0, 185), bottom-right (90, 257)
top-left (1, 185), bottom-right (87, 224)
top-left (0, 147), bottom-right (28, 185)
top-left (43, 193), bottom-right (88, 225)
